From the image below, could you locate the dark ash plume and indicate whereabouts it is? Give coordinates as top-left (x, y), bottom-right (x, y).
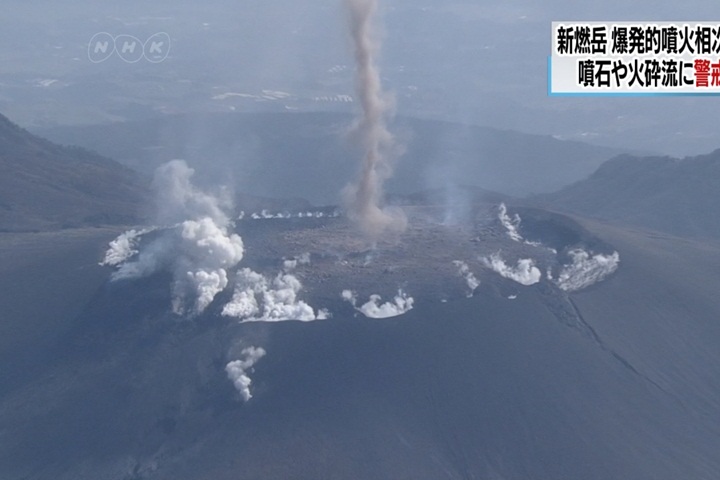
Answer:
top-left (343, 0), bottom-right (407, 241)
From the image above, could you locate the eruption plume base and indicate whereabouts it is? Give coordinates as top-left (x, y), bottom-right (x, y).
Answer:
top-left (343, 0), bottom-right (407, 241)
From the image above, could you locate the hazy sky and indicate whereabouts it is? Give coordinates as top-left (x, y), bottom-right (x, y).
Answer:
top-left (1, 0), bottom-right (719, 156)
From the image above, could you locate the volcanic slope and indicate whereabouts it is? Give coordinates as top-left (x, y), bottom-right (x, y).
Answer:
top-left (537, 149), bottom-right (720, 239)
top-left (0, 112), bottom-right (147, 232)
top-left (0, 202), bottom-right (719, 480)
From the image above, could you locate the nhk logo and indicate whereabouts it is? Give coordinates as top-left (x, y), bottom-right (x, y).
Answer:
top-left (88, 32), bottom-right (171, 63)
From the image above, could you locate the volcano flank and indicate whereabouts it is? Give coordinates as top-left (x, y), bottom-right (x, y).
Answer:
top-left (2, 193), bottom-right (719, 480)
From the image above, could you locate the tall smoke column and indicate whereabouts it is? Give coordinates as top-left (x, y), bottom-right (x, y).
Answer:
top-left (343, 0), bottom-right (407, 240)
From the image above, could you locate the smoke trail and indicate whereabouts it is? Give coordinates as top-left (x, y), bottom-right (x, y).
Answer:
top-left (226, 346), bottom-right (266, 402)
top-left (343, 0), bottom-right (407, 240)
top-left (105, 160), bottom-right (244, 316)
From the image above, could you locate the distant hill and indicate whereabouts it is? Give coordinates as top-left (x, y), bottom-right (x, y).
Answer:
top-left (35, 112), bottom-right (626, 203)
top-left (536, 150), bottom-right (720, 239)
top-left (0, 113), bottom-right (148, 231)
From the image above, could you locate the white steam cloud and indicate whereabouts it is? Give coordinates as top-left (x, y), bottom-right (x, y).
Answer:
top-left (341, 289), bottom-right (357, 303)
top-left (225, 346), bottom-right (266, 402)
top-left (342, 0), bottom-right (406, 240)
top-left (222, 268), bottom-right (329, 322)
top-left (100, 228), bottom-right (154, 266)
top-left (342, 289), bottom-right (414, 318)
top-left (481, 253), bottom-right (542, 286)
top-left (241, 210), bottom-right (340, 220)
top-left (498, 203), bottom-right (523, 242)
top-left (453, 260), bottom-right (480, 297)
top-left (104, 161), bottom-right (328, 319)
top-left (283, 252), bottom-right (311, 272)
top-left (152, 160), bottom-right (231, 225)
top-left (105, 160), bottom-right (244, 315)
top-left (497, 203), bottom-right (544, 248)
top-left (555, 249), bottom-right (620, 292)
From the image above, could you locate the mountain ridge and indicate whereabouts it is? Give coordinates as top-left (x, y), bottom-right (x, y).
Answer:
top-left (34, 111), bottom-right (629, 203)
top-left (535, 148), bottom-right (720, 239)
top-left (0, 112), bottom-right (149, 232)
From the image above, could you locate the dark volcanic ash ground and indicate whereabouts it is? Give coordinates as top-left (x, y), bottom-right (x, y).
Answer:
top-left (234, 203), bottom-right (617, 313)
top-left (2, 196), bottom-right (719, 480)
